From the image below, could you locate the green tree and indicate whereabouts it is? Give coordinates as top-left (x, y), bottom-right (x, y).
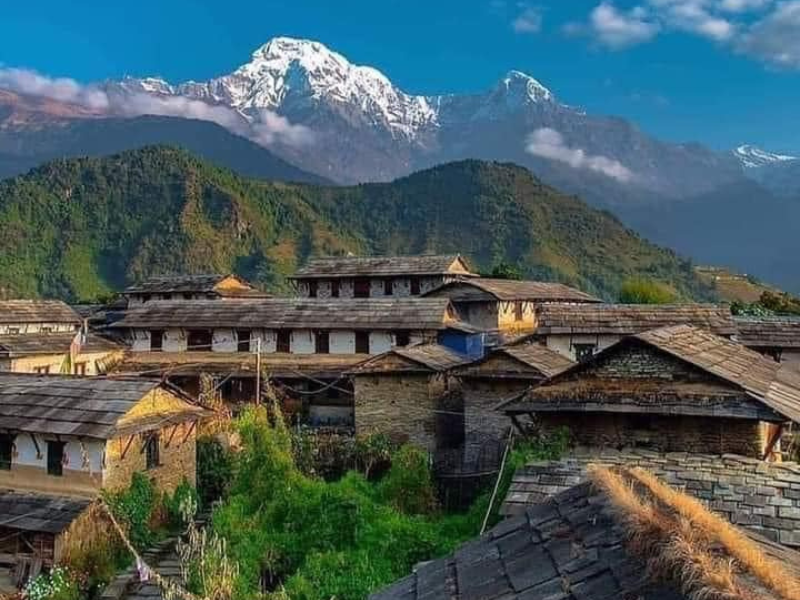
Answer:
top-left (619, 277), bottom-right (678, 304)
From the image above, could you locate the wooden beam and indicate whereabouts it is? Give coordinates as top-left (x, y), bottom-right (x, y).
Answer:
top-left (762, 424), bottom-right (784, 461)
top-left (28, 433), bottom-right (41, 460)
top-left (164, 424), bottom-right (180, 449)
top-left (179, 420), bottom-right (197, 445)
top-left (119, 435), bottom-right (136, 460)
top-left (509, 414), bottom-right (525, 434)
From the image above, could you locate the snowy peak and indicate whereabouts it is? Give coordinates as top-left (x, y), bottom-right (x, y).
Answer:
top-left (733, 144), bottom-right (797, 169)
top-left (496, 70), bottom-right (555, 104)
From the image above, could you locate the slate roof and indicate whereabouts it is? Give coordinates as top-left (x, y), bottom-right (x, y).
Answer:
top-left (353, 344), bottom-right (472, 374)
top-left (0, 300), bottom-right (81, 325)
top-left (531, 303), bottom-right (736, 336)
top-left (735, 316), bottom-right (800, 349)
top-left (424, 279), bottom-right (600, 303)
top-left (0, 373), bottom-right (201, 439)
top-left (123, 273), bottom-right (255, 295)
top-left (291, 255), bottom-right (476, 279)
top-left (0, 490), bottom-right (93, 534)
top-left (501, 325), bottom-right (800, 424)
top-left (372, 473), bottom-right (800, 600)
top-left (0, 332), bottom-right (123, 358)
top-left (111, 298), bottom-right (461, 331)
top-left (457, 344), bottom-right (575, 380)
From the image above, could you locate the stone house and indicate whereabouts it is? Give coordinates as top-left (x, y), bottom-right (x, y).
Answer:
top-left (290, 254), bottom-right (476, 299)
top-left (0, 374), bottom-right (205, 587)
top-left (122, 273), bottom-right (268, 306)
top-left (524, 302), bottom-right (736, 362)
top-left (0, 300), bottom-right (81, 335)
top-left (351, 344), bottom-right (472, 450)
top-left (455, 345), bottom-right (574, 438)
top-left (500, 324), bottom-right (800, 459)
top-left (423, 278), bottom-right (599, 335)
top-left (0, 332), bottom-right (123, 375)
top-left (735, 315), bottom-right (800, 365)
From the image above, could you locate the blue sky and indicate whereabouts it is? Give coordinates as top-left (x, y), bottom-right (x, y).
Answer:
top-left (1, 0), bottom-right (797, 151)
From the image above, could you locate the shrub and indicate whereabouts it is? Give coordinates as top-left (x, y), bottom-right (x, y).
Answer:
top-left (377, 445), bottom-right (439, 515)
top-left (164, 478), bottom-right (200, 529)
top-left (197, 436), bottom-right (234, 504)
top-left (619, 277), bottom-right (678, 304)
top-left (103, 473), bottom-right (159, 550)
top-left (23, 567), bottom-right (82, 600)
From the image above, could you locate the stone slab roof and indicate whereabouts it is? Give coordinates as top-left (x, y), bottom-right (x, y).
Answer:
top-left (532, 303), bottom-right (736, 336)
top-left (111, 298), bottom-right (461, 331)
top-left (354, 344), bottom-right (472, 374)
top-left (291, 255), bottom-right (476, 279)
top-left (501, 447), bottom-right (800, 548)
top-left (0, 373), bottom-right (200, 439)
top-left (0, 300), bottom-right (81, 325)
top-left (373, 470), bottom-right (800, 600)
top-left (0, 332), bottom-right (123, 358)
top-left (0, 490), bottom-right (93, 534)
top-left (736, 316), bottom-right (800, 349)
top-left (424, 279), bottom-right (600, 303)
top-left (123, 274), bottom-right (252, 295)
top-left (457, 344), bottom-right (575, 380)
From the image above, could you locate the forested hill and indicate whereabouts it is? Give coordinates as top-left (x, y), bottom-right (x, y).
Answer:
top-left (0, 146), bottom-right (712, 301)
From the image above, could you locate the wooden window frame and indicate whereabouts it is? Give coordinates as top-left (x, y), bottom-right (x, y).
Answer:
top-left (315, 331), bottom-right (330, 354)
top-left (514, 301), bottom-right (524, 322)
top-left (355, 331), bottom-right (370, 354)
top-left (0, 435), bottom-right (13, 471)
top-left (308, 280), bottom-right (318, 298)
top-left (237, 329), bottom-right (251, 352)
top-left (395, 331), bottom-right (410, 347)
top-left (574, 343), bottom-right (596, 363)
top-left (353, 278), bottom-right (371, 298)
top-left (276, 330), bottom-right (291, 353)
top-left (409, 277), bottom-right (421, 296)
top-left (145, 433), bottom-right (160, 470)
top-left (150, 329), bottom-right (165, 352)
top-left (74, 362), bottom-right (87, 376)
top-left (330, 280), bottom-right (340, 298)
top-left (47, 441), bottom-right (65, 477)
top-left (383, 279), bottom-right (394, 296)
top-left (33, 365), bottom-right (50, 375)
top-left (187, 329), bottom-right (213, 352)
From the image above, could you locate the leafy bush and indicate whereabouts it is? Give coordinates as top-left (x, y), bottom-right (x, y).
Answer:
top-left (165, 478), bottom-right (200, 528)
top-left (103, 473), bottom-right (159, 550)
top-left (197, 436), bottom-right (234, 504)
top-left (377, 445), bottom-right (439, 515)
top-left (619, 277), bottom-right (678, 304)
top-left (24, 567), bottom-right (82, 600)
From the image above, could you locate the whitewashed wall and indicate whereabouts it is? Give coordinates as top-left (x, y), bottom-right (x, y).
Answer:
top-left (0, 323), bottom-right (77, 334)
top-left (330, 331), bottom-right (355, 353)
top-left (296, 275), bottom-right (455, 299)
top-left (10, 435), bottom-right (104, 475)
top-left (544, 334), bottom-right (622, 361)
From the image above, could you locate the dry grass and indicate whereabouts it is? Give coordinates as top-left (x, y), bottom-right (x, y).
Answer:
top-left (588, 466), bottom-right (793, 600)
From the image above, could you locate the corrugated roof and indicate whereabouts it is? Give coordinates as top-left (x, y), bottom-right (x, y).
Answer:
top-left (111, 298), bottom-right (459, 331)
top-left (123, 273), bottom-right (254, 294)
top-left (0, 332), bottom-right (124, 358)
top-left (0, 491), bottom-right (93, 534)
top-left (533, 303), bottom-right (736, 336)
top-left (424, 279), bottom-right (600, 303)
top-left (291, 254), bottom-right (476, 279)
top-left (354, 344), bottom-right (472, 374)
top-left (0, 374), bottom-right (198, 439)
top-left (735, 316), bottom-right (800, 349)
top-left (0, 300), bottom-right (81, 325)
top-left (371, 473), bottom-right (800, 600)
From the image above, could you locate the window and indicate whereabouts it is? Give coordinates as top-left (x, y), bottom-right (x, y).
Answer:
top-left (161, 294), bottom-right (172, 301)
top-left (383, 279), bottom-right (394, 296)
top-left (47, 441), bottom-right (65, 476)
top-left (33, 365), bottom-right (50, 375)
top-left (574, 343), bottom-right (596, 363)
top-left (141, 293), bottom-right (152, 303)
top-left (0, 435), bottom-right (13, 471)
top-left (183, 292), bottom-right (194, 300)
top-left (514, 301), bottom-right (524, 322)
top-left (145, 433), bottom-right (160, 470)
top-left (330, 280), bottom-right (340, 298)
top-left (353, 278), bottom-right (370, 298)
top-left (277, 330), bottom-right (291, 353)
top-left (355, 331), bottom-right (370, 354)
top-left (395, 331), bottom-right (410, 347)
top-left (409, 277), bottom-right (421, 295)
top-left (315, 331), bottom-right (330, 354)
top-left (150, 330), bottom-right (165, 352)
top-left (187, 329), bottom-right (213, 351)
top-left (40, 327), bottom-right (52, 334)
top-left (7, 327), bottom-right (19, 335)
top-left (74, 362), bottom-right (87, 376)
top-left (237, 329), bottom-right (251, 352)
top-left (308, 281), bottom-right (318, 298)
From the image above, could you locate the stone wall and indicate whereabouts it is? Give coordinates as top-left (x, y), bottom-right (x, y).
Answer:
top-left (501, 447), bottom-right (800, 547)
top-left (536, 412), bottom-right (767, 457)
top-left (462, 379), bottom-right (525, 438)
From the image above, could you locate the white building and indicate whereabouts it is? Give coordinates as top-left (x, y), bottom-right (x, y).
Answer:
top-left (123, 273), bottom-right (268, 307)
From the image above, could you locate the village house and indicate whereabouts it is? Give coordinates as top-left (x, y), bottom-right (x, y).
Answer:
top-left (372, 468), bottom-right (800, 600)
top-left (290, 254), bottom-right (477, 299)
top-left (500, 324), bottom-right (800, 459)
top-left (0, 374), bottom-right (205, 587)
top-left (122, 273), bottom-right (268, 306)
top-left (454, 345), bottom-right (574, 439)
top-left (522, 302), bottom-right (736, 362)
top-left (0, 300), bottom-right (123, 375)
top-left (735, 315), bottom-right (800, 365)
top-left (423, 278), bottom-right (600, 335)
top-left (350, 344), bottom-right (472, 450)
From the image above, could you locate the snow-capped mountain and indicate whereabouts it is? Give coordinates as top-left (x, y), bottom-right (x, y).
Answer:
top-left (733, 144), bottom-right (797, 169)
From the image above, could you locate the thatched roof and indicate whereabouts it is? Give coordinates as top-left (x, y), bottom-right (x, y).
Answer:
top-left (0, 373), bottom-right (202, 439)
top-left (0, 332), bottom-right (123, 358)
top-left (111, 298), bottom-right (463, 331)
top-left (353, 344), bottom-right (471, 374)
top-left (0, 300), bottom-right (81, 326)
top-left (735, 316), bottom-right (800, 349)
top-left (531, 303), bottom-right (736, 336)
top-left (371, 469), bottom-right (800, 600)
top-left (424, 279), bottom-right (600, 303)
top-left (291, 254), bottom-right (476, 279)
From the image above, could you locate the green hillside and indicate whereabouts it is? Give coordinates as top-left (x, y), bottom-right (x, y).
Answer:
top-left (0, 146), bottom-right (712, 301)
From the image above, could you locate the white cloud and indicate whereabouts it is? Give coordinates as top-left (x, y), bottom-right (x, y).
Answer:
top-left (653, 0), bottom-right (736, 40)
top-left (589, 2), bottom-right (661, 48)
top-left (525, 127), bottom-right (635, 182)
top-left (0, 67), bottom-right (315, 148)
top-left (719, 0), bottom-right (772, 12)
top-left (513, 6), bottom-right (543, 33)
top-left (738, 1), bottom-right (800, 67)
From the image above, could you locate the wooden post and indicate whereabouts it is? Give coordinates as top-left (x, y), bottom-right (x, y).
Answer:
top-left (255, 338), bottom-right (262, 405)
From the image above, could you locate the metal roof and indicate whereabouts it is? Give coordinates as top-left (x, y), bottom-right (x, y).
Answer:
top-left (0, 491), bottom-right (93, 534)
top-left (111, 298), bottom-right (460, 331)
top-left (291, 254), bottom-right (476, 279)
top-left (735, 316), bottom-right (800, 349)
top-left (532, 303), bottom-right (736, 336)
top-left (0, 300), bottom-right (81, 325)
top-left (424, 279), bottom-right (600, 303)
